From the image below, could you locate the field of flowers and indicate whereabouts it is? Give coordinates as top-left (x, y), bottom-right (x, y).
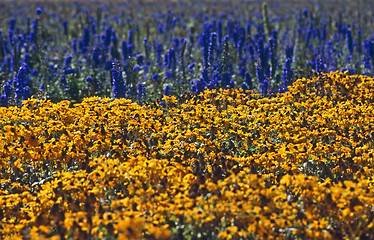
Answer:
top-left (1, 71), bottom-right (374, 239)
top-left (1, 0), bottom-right (374, 239)
top-left (1, 0), bottom-right (374, 104)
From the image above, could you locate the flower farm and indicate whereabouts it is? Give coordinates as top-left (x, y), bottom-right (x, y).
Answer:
top-left (1, 1), bottom-right (374, 239)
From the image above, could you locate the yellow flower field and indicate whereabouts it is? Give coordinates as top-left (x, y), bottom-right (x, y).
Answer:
top-left (1, 71), bottom-right (374, 239)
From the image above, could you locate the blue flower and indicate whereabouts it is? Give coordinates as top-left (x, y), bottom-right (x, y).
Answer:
top-left (132, 64), bottom-right (141, 72)
top-left (9, 18), bottom-right (16, 31)
top-left (111, 46), bottom-right (120, 60)
top-left (62, 20), bottom-right (68, 36)
top-left (260, 79), bottom-right (269, 95)
top-left (346, 29), bottom-right (354, 55)
top-left (36, 8), bottom-right (43, 15)
top-left (188, 62), bottom-right (196, 73)
top-left (137, 83), bottom-right (146, 99)
top-left (24, 53), bottom-right (31, 66)
top-left (237, 56), bottom-right (247, 78)
top-left (62, 68), bottom-right (76, 75)
top-left (1, 57), bottom-right (11, 72)
top-left (3, 81), bottom-right (12, 98)
top-left (201, 33), bottom-right (209, 68)
top-left (60, 76), bottom-right (67, 89)
top-left (104, 27), bottom-right (112, 46)
top-left (111, 30), bottom-right (118, 47)
top-left (127, 44), bottom-right (134, 57)
top-left (152, 73), bottom-right (159, 82)
top-left (82, 27), bottom-right (90, 48)
top-left (112, 67), bottom-right (126, 98)
top-left (208, 32), bottom-right (217, 67)
top-left (282, 58), bottom-right (293, 87)
top-left (241, 82), bottom-right (249, 93)
top-left (256, 64), bottom-right (265, 84)
top-left (173, 37), bottom-right (179, 51)
top-left (155, 41), bottom-right (163, 67)
top-left (92, 48), bottom-right (101, 68)
top-left (70, 38), bottom-right (77, 54)
top-left (158, 23), bottom-right (164, 34)
top-left (3, 39), bottom-right (11, 55)
top-left (23, 86), bottom-right (31, 100)
top-left (0, 95), bottom-right (8, 107)
top-left (128, 29), bottom-right (133, 46)
top-left (363, 55), bottom-right (371, 69)
top-left (14, 63), bottom-right (31, 102)
top-left (16, 63), bottom-right (31, 84)
top-left (257, 37), bottom-right (269, 77)
top-left (245, 72), bottom-right (253, 90)
top-left (164, 85), bottom-right (172, 96)
top-left (248, 44), bottom-right (255, 62)
top-left (64, 55), bottom-right (73, 68)
top-left (136, 54), bottom-right (144, 65)
top-left (105, 61), bottom-right (112, 71)
top-left (31, 69), bottom-right (38, 77)
top-left (357, 29), bottom-right (362, 54)
top-left (85, 76), bottom-right (93, 82)
top-left (315, 57), bottom-right (325, 73)
top-left (167, 49), bottom-right (176, 71)
top-left (121, 40), bottom-right (128, 64)
top-left (285, 45), bottom-right (294, 60)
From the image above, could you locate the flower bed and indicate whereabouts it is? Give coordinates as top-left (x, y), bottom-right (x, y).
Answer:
top-left (1, 71), bottom-right (374, 239)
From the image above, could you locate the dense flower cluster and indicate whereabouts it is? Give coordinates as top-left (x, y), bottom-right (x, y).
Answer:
top-left (1, 1), bottom-right (374, 105)
top-left (1, 71), bottom-right (374, 239)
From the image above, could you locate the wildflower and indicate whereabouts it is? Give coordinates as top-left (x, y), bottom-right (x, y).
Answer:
top-left (35, 8), bottom-right (43, 15)
top-left (82, 27), bottom-right (90, 48)
top-left (136, 54), bottom-right (144, 65)
top-left (257, 37), bottom-right (268, 73)
top-left (155, 41), bottom-right (163, 67)
top-left (105, 60), bottom-right (112, 71)
top-left (285, 45), bottom-right (294, 60)
top-left (71, 38), bottom-right (77, 54)
top-left (85, 76), bottom-right (93, 83)
top-left (188, 62), bottom-right (196, 74)
top-left (121, 40), bottom-right (128, 64)
top-left (104, 27), bottom-right (112, 46)
top-left (1, 57), bottom-right (11, 72)
top-left (357, 29), bottom-right (362, 55)
top-left (137, 83), bottom-right (146, 100)
top-left (315, 57), bottom-right (325, 72)
top-left (152, 73), bottom-right (159, 82)
top-left (112, 65), bottom-right (126, 98)
top-left (62, 19), bottom-right (68, 36)
top-left (241, 82), bottom-right (249, 93)
top-left (14, 63), bottom-right (31, 102)
top-left (3, 39), bottom-right (11, 55)
top-left (92, 48), bottom-right (101, 68)
top-left (282, 58), bottom-right (293, 87)
top-left (245, 72), bottom-right (253, 90)
top-left (0, 94), bottom-right (7, 107)
top-left (208, 32), bottom-right (217, 67)
top-left (164, 85), bottom-right (172, 96)
top-left (64, 55), bottom-right (73, 68)
top-left (132, 64), bottom-right (141, 72)
top-left (256, 64), bottom-right (265, 84)
top-left (128, 28), bottom-right (134, 46)
top-left (260, 79), bottom-right (269, 95)
top-left (62, 67), bottom-right (76, 75)
top-left (60, 76), bottom-right (67, 88)
top-left (201, 33), bottom-right (209, 68)
top-left (346, 28), bottom-right (354, 55)
top-left (3, 81), bottom-right (12, 99)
